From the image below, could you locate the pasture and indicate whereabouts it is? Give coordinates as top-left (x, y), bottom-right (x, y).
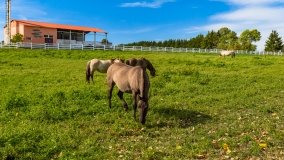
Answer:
top-left (0, 49), bottom-right (284, 159)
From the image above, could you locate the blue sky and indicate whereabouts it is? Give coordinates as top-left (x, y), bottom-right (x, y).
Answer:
top-left (1, 0), bottom-right (284, 50)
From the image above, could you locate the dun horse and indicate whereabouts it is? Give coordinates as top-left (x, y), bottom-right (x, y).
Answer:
top-left (220, 50), bottom-right (236, 58)
top-left (125, 58), bottom-right (156, 77)
top-left (107, 62), bottom-right (150, 124)
top-left (86, 58), bottom-right (122, 83)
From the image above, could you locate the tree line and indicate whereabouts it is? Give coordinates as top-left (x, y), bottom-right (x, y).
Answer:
top-left (124, 27), bottom-right (284, 52)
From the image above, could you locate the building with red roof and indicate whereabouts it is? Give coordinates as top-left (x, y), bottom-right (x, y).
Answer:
top-left (3, 20), bottom-right (107, 44)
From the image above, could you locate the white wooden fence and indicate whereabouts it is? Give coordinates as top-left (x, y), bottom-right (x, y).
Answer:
top-left (0, 42), bottom-right (283, 56)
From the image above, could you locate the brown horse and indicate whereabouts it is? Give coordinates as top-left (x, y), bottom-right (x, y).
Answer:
top-left (86, 58), bottom-right (123, 83)
top-left (125, 58), bottom-right (156, 77)
top-left (107, 62), bottom-right (150, 124)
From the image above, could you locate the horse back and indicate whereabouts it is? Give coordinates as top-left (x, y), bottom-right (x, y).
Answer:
top-left (221, 50), bottom-right (235, 56)
top-left (107, 63), bottom-right (149, 97)
top-left (91, 59), bottom-right (112, 73)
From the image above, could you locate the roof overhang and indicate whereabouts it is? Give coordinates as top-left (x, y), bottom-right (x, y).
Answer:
top-left (12, 19), bottom-right (106, 33)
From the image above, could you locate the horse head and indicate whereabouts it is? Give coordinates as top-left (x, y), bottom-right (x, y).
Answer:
top-left (138, 98), bottom-right (148, 124)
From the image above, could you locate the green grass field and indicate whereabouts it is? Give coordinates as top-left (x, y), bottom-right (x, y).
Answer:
top-left (0, 49), bottom-right (284, 159)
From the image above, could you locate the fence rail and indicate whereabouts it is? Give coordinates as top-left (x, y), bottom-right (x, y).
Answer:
top-left (0, 42), bottom-right (283, 56)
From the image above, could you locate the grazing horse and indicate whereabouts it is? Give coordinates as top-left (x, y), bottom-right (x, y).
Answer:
top-left (86, 58), bottom-right (123, 83)
top-left (107, 62), bottom-right (150, 124)
top-left (220, 50), bottom-right (236, 58)
top-left (125, 58), bottom-right (156, 77)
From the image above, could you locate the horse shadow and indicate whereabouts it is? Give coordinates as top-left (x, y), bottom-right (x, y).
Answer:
top-left (150, 107), bottom-right (212, 128)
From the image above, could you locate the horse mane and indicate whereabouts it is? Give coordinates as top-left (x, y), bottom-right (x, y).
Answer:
top-left (109, 59), bottom-right (113, 63)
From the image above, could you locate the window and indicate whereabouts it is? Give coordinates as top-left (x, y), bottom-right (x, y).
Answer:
top-left (44, 35), bottom-right (53, 38)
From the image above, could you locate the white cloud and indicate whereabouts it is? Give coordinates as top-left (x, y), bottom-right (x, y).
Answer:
top-left (120, 0), bottom-right (175, 8)
top-left (211, 7), bottom-right (284, 22)
top-left (226, 0), bottom-right (284, 6)
top-left (213, 0), bottom-right (284, 6)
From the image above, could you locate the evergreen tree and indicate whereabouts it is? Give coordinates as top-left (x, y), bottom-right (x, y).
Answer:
top-left (265, 30), bottom-right (283, 52)
top-left (202, 30), bottom-right (219, 49)
top-left (188, 34), bottom-right (204, 48)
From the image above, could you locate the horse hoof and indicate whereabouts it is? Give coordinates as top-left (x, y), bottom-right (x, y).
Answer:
top-left (123, 104), bottom-right (128, 111)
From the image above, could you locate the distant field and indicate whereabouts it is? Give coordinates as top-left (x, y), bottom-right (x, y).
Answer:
top-left (0, 49), bottom-right (284, 159)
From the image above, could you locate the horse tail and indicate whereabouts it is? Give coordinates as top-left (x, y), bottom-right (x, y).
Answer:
top-left (139, 68), bottom-right (149, 100)
top-left (86, 61), bottom-right (91, 82)
top-left (138, 68), bottom-right (144, 99)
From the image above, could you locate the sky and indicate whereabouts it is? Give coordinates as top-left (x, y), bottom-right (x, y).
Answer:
top-left (1, 0), bottom-right (284, 51)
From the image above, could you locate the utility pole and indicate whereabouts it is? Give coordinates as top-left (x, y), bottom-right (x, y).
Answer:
top-left (5, 0), bottom-right (11, 44)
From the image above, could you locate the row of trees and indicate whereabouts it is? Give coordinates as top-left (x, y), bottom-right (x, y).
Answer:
top-left (124, 27), bottom-right (284, 52)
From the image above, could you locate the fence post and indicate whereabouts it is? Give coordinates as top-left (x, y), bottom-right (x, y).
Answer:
top-left (57, 43), bottom-right (60, 50)
top-left (103, 45), bottom-right (106, 50)
top-left (82, 44), bottom-right (83, 50)
top-left (30, 43), bottom-right (33, 49)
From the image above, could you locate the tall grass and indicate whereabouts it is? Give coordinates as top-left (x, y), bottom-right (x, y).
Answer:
top-left (0, 49), bottom-right (284, 159)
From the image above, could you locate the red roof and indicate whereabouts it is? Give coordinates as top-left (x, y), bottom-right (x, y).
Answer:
top-left (13, 19), bottom-right (106, 33)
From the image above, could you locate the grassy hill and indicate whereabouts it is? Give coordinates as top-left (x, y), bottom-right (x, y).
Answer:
top-left (0, 49), bottom-right (284, 159)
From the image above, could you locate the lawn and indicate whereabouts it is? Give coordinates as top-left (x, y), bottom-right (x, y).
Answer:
top-left (0, 49), bottom-right (284, 159)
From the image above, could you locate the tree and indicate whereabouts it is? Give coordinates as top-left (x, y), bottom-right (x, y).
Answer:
top-left (202, 30), bottom-right (219, 49)
top-left (217, 27), bottom-right (238, 50)
top-left (10, 33), bottom-right (23, 43)
top-left (239, 29), bottom-right (261, 51)
top-left (187, 34), bottom-right (204, 48)
top-left (265, 30), bottom-right (283, 52)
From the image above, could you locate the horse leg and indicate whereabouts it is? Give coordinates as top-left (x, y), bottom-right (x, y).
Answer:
top-left (91, 72), bottom-right (94, 83)
top-left (132, 92), bottom-right (138, 121)
top-left (117, 90), bottom-right (128, 111)
top-left (108, 81), bottom-right (115, 108)
top-left (90, 66), bottom-right (96, 83)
